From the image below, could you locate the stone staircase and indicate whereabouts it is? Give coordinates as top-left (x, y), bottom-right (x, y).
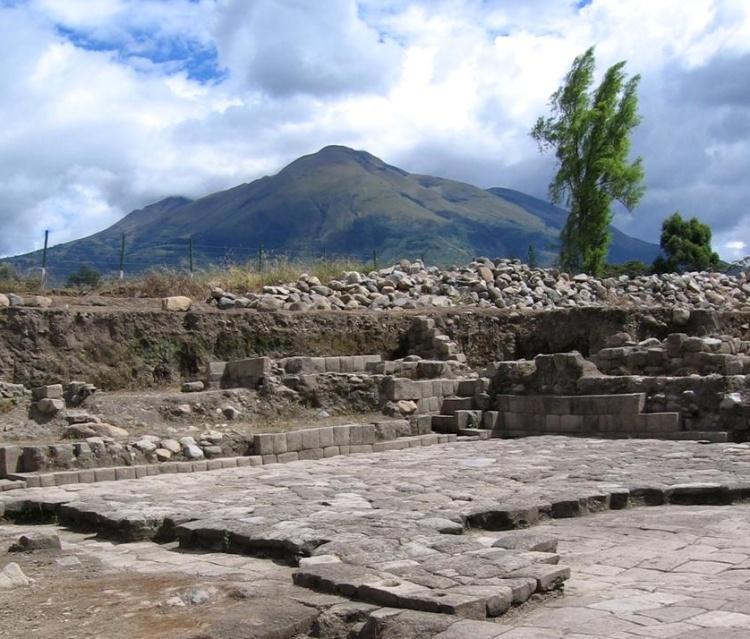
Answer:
top-left (422, 388), bottom-right (728, 443)
top-left (486, 393), bottom-right (728, 442)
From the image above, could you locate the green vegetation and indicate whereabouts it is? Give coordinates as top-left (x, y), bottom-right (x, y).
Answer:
top-left (67, 264), bottom-right (102, 289)
top-left (531, 47), bottom-right (645, 276)
top-left (653, 213), bottom-right (719, 273)
top-left (600, 260), bottom-right (649, 278)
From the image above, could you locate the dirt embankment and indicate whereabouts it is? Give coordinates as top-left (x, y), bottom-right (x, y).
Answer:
top-left (0, 301), bottom-right (747, 391)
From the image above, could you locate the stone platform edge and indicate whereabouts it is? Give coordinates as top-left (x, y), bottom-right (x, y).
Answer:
top-left (3, 433), bottom-right (458, 490)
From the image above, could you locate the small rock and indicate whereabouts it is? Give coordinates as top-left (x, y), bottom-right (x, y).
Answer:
top-left (0, 563), bottom-right (33, 589)
top-left (222, 405), bottom-right (239, 420)
top-left (161, 296), bottom-right (192, 312)
top-left (183, 444), bottom-right (205, 459)
top-left (395, 400), bottom-right (418, 416)
top-left (672, 307), bottom-right (691, 326)
top-left (37, 398), bottom-right (65, 415)
top-left (181, 381), bottom-right (204, 393)
top-left (10, 532), bottom-right (62, 552)
top-left (24, 295), bottom-right (52, 308)
top-left (160, 439), bottom-right (182, 454)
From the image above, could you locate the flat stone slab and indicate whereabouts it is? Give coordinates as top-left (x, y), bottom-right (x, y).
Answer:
top-left (4, 436), bottom-right (750, 621)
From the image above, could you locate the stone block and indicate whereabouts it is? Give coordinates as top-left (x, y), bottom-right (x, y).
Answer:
top-left (324, 357), bottom-right (341, 373)
top-left (665, 483), bottom-right (732, 505)
top-left (223, 357), bottom-right (272, 388)
top-left (639, 412), bottom-right (680, 434)
top-left (219, 458), bottom-right (239, 469)
top-left (31, 384), bottom-right (64, 401)
top-left (0, 446), bottom-right (23, 477)
top-left (559, 414), bottom-right (584, 433)
top-left (339, 357), bottom-right (355, 373)
top-left (277, 452), bottom-right (300, 463)
top-left (483, 412), bottom-right (500, 430)
top-left (206, 459), bottom-right (223, 471)
top-left (53, 471), bottom-right (78, 486)
top-left (332, 425), bottom-right (351, 446)
top-left (253, 433), bottom-right (275, 456)
top-left (317, 427), bottom-right (334, 447)
top-left (280, 357), bottom-right (315, 375)
top-left (272, 433), bottom-right (288, 455)
top-left (349, 445), bottom-right (373, 454)
top-left (176, 462), bottom-right (193, 473)
top-left (415, 415), bottom-right (433, 435)
top-left (441, 380), bottom-right (458, 396)
top-left (158, 463), bottom-right (179, 474)
top-left (134, 466), bottom-right (149, 478)
top-left (286, 430), bottom-right (303, 452)
top-left (299, 448), bottom-right (324, 461)
top-left (77, 469), bottom-right (96, 483)
top-left (94, 468), bottom-right (116, 482)
top-left (385, 378), bottom-right (416, 401)
top-left (301, 428), bottom-right (321, 450)
top-left (323, 446), bottom-right (340, 458)
top-left (22, 446), bottom-right (50, 473)
top-left (240, 456), bottom-right (263, 467)
top-left (338, 445), bottom-right (350, 455)
top-left (310, 357), bottom-right (326, 373)
top-left (360, 424), bottom-right (377, 445)
top-left (191, 461), bottom-right (208, 472)
top-left (431, 415), bottom-right (457, 434)
top-left (506, 564), bottom-right (570, 592)
top-left (261, 454), bottom-right (278, 465)
top-left (161, 296), bottom-right (191, 311)
top-left (349, 426), bottom-right (364, 446)
top-left (205, 361), bottom-right (227, 384)
top-left (544, 414), bottom-right (561, 433)
top-left (455, 410), bottom-right (483, 430)
top-left (114, 467), bottom-right (136, 481)
top-left (456, 379), bottom-right (480, 396)
top-left (37, 398), bottom-right (65, 415)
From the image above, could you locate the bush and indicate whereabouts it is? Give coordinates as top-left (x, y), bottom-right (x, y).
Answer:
top-left (67, 264), bottom-right (102, 289)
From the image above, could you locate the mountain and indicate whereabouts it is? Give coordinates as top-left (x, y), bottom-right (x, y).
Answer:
top-left (4, 146), bottom-right (660, 281)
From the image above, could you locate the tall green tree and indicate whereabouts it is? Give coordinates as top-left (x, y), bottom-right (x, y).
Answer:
top-left (653, 212), bottom-right (719, 273)
top-left (531, 47), bottom-right (645, 276)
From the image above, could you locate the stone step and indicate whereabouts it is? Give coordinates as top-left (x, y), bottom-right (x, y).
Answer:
top-left (5, 433), bottom-right (459, 489)
top-left (431, 414), bottom-right (458, 434)
top-left (440, 396), bottom-right (476, 415)
top-left (491, 429), bottom-right (730, 443)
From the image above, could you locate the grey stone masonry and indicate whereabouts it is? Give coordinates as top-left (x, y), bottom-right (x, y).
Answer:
top-left (222, 357), bottom-right (272, 388)
top-left (489, 392), bottom-right (727, 441)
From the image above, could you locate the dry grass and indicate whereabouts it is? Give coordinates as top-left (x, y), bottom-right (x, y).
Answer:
top-left (86, 257), bottom-right (371, 298)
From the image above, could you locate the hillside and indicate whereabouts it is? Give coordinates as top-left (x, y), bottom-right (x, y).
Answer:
top-left (4, 146), bottom-right (660, 280)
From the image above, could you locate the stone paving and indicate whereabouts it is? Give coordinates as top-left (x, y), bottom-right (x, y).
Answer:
top-left (3, 436), bottom-right (750, 637)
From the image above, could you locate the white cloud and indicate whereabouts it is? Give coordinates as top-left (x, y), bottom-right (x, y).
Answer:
top-left (1, 0), bottom-right (750, 262)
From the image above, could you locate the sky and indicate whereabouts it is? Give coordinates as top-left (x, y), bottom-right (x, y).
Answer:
top-left (1, 0), bottom-right (750, 262)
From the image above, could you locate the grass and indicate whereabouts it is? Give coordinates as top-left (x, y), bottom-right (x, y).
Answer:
top-left (0, 256), bottom-right (373, 299)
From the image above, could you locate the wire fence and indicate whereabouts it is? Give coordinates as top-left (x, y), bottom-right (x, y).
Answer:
top-left (1, 232), bottom-right (437, 287)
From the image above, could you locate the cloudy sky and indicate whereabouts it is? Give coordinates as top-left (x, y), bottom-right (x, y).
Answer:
top-left (1, 0), bottom-right (749, 262)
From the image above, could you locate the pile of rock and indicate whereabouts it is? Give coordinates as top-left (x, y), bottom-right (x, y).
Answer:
top-left (0, 293), bottom-right (52, 308)
top-left (30, 382), bottom-right (97, 417)
top-left (592, 332), bottom-right (750, 377)
top-left (2, 428), bottom-right (251, 476)
top-left (0, 382), bottom-right (28, 400)
top-left (207, 258), bottom-right (750, 313)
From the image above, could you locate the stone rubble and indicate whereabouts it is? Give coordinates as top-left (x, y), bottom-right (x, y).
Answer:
top-left (208, 258), bottom-right (750, 313)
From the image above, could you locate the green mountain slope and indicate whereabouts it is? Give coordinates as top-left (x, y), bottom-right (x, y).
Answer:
top-left (5, 146), bottom-right (660, 280)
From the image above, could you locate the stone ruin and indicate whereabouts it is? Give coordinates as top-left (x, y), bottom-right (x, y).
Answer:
top-left (5, 310), bottom-right (750, 491)
top-left (5, 304), bottom-right (750, 632)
